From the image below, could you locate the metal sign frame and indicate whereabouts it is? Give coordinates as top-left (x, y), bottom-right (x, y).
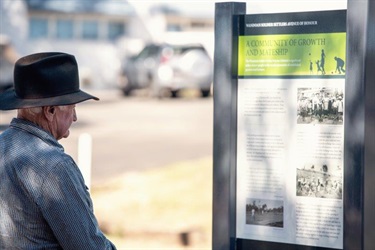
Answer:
top-left (212, 1), bottom-right (374, 250)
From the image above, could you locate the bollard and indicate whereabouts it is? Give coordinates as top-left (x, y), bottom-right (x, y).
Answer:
top-left (179, 231), bottom-right (190, 246)
top-left (78, 133), bottom-right (92, 191)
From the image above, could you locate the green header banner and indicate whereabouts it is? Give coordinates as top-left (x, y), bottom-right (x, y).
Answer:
top-left (238, 10), bottom-right (346, 78)
top-left (238, 33), bottom-right (346, 77)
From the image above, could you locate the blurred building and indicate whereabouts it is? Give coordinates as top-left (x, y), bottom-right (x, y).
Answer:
top-left (23, 0), bottom-right (142, 88)
top-left (27, 1), bottom-right (133, 40)
top-left (149, 4), bottom-right (214, 32)
top-left (1, 0), bottom-right (214, 89)
top-left (148, 3), bottom-right (215, 59)
top-left (0, 0), bottom-right (28, 55)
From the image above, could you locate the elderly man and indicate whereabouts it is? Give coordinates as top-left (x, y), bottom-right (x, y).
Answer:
top-left (0, 52), bottom-right (116, 249)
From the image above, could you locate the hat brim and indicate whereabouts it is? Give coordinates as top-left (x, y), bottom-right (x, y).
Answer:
top-left (0, 88), bottom-right (99, 110)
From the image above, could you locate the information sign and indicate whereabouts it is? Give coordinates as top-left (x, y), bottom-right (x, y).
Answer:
top-left (212, 2), bottom-right (374, 250)
top-left (236, 10), bottom-right (346, 249)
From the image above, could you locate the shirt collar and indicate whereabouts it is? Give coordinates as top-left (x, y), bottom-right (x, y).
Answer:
top-left (10, 118), bottom-right (64, 151)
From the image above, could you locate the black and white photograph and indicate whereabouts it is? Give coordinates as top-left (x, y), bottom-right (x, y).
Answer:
top-left (246, 199), bottom-right (284, 228)
top-left (296, 163), bottom-right (343, 199)
top-left (297, 87), bottom-right (344, 125)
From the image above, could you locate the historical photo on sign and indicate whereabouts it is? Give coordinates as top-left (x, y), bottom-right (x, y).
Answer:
top-left (246, 199), bottom-right (284, 228)
top-left (297, 87), bottom-right (344, 125)
top-left (296, 163), bottom-right (343, 199)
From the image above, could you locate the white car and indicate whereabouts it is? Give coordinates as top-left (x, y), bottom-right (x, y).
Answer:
top-left (119, 43), bottom-right (213, 98)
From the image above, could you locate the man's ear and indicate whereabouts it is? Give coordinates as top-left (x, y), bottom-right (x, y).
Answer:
top-left (43, 106), bottom-right (56, 122)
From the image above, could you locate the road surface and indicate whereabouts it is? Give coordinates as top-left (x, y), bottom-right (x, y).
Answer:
top-left (0, 90), bottom-right (213, 185)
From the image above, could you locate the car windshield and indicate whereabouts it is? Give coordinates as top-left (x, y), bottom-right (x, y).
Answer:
top-left (172, 46), bottom-right (205, 55)
top-left (137, 45), bottom-right (161, 59)
top-left (136, 44), bottom-right (206, 59)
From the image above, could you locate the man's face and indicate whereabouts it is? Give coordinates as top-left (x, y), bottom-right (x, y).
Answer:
top-left (54, 104), bottom-right (77, 140)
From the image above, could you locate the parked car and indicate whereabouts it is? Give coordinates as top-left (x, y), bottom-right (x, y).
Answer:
top-left (118, 43), bottom-right (213, 98)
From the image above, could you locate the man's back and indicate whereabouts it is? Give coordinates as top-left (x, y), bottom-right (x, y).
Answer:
top-left (0, 118), bottom-right (116, 249)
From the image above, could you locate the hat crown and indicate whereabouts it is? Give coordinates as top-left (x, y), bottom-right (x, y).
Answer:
top-left (0, 52), bottom-right (99, 110)
top-left (14, 52), bottom-right (80, 99)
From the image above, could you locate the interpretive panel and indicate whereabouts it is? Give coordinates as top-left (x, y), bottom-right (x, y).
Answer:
top-left (236, 10), bottom-right (346, 249)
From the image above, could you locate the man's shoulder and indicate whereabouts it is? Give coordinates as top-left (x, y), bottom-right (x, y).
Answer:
top-left (1, 125), bottom-right (78, 179)
top-left (32, 147), bottom-right (77, 177)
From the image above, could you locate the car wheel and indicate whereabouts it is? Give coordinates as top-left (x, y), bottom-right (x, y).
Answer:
top-left (122, 87), bottom-right (133, 96)
top-left (170, 90), bottom-right (179, 98)
top-left (200, 89), bottom-right (210, 98)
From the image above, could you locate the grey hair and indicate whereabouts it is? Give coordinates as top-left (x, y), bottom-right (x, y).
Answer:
top-left (18, 105), bottom-right (69, 117)
top-left (57, 105), bottom-right (70, 111)
top-left (18, 106), bottom-right (43, 117)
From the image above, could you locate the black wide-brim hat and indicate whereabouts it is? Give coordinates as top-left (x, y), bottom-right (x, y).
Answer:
top-left (0, 52), bottom-right (99, 110)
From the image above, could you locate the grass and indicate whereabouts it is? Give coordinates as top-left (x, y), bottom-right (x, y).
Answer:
top-left (91, 157), bottom-right (213, 249)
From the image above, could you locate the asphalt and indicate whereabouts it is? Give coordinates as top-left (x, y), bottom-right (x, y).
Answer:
top-left (0, 89), bottom-right (214, 186)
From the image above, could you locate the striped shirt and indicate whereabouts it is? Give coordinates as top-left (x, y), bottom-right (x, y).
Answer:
top-left (0, 118), bottom-right (116, 249)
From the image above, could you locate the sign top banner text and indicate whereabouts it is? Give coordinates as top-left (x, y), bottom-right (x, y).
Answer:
top-left (238, 10), bottom-right (346, 78)
top-left (239, 10), bottom-right (346, 36)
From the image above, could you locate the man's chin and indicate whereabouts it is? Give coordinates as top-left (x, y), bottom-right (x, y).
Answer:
top-left (61, 130), bottom-right (70, 139)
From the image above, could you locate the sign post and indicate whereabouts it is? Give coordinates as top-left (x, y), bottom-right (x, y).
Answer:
top-left (213, 1), bottom-right (374, 250)
top-left (213, 3), bottom-right (245, 250)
